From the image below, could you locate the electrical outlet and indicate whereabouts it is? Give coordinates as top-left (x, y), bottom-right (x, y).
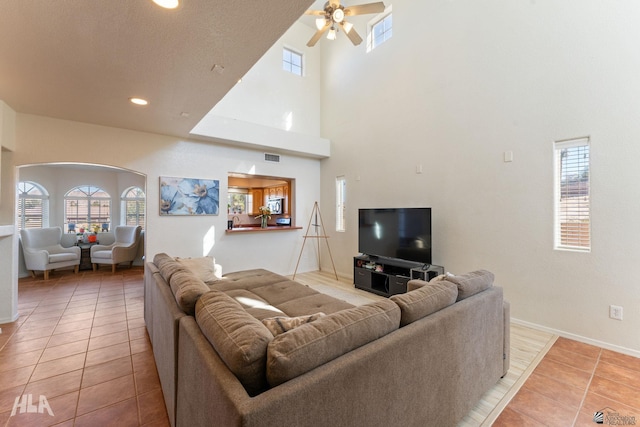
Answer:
top-left (609, 305), bottom-right (623, 321)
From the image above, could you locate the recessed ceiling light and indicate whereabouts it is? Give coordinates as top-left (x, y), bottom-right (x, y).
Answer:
top-left (152, 0), bottom-right (179, 9)
top-left (129, 97), bottom-right (149, 106)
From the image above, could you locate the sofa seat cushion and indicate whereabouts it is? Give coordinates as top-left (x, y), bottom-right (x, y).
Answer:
top-left (169, 270), bottom-right (210, 315)
top-left (49, 252), bottom-right (79, 263)
top-left (195, 291), bottom-right (273, 396)
top-left (390, 281), bottom-right (458, 326)
top-left (222, 289), bottom-right (285, 320)
top-left (216, 269), bottom-right (288, 291)
top-left (266, 299), bottom-right (400, 387)
top-left (91, 250), bottom-right (113, 260)
top-left (276, 293), bottom-right (354, 317)
top-left (446, 270), bottom-right (495, 301)
top-left (249, 280), bottom-right (319, 306)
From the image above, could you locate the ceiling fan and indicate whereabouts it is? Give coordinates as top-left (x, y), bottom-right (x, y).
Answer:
top-left (305, 1), bottom-right (386, 47)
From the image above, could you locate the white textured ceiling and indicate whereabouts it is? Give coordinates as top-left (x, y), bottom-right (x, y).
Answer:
top-left (0, 1), bottom-right (313, 139)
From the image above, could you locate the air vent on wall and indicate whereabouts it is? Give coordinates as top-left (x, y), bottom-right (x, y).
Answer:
top-left (264, 153), bottom-right (280, 163)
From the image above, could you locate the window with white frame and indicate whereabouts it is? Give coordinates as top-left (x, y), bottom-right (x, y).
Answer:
top-left (17, 181), bottom-right (49, 230)
top-left (554, 137), bottom-right (590, 251)
top-left (336, 176), bottom-right (346, 232)
top-left (64, 185), bottom-right (111, 233)
top-left (122, 186), bottom-right (146, 229)
top-left (368, 12), bottom-right (392, 52)
top-left (282, 47), bottom-right (303, 76)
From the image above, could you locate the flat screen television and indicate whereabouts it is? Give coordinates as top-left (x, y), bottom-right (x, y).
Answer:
top-left (358, 207), bottom-right (432, 264)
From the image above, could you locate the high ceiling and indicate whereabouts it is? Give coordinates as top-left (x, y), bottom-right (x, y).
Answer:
top-left (0, 1), bottom-right (313, 139)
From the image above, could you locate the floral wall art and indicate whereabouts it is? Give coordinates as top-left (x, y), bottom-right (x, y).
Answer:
top-left (159, 176), bottom-right (220, 216)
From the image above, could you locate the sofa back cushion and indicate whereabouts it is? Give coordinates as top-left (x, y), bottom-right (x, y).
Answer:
top-left (261, 313), bottom-right (325, 336)
top-left (169, 270), bottom-right (210, 315)
top-left (195, 291), bottom-right (273, 396)
top-left (155, 253), bottom-right (187, 283)
top-left (390, 281), bottom-right (458, 326)
top-left (446, 270), bottom-right (494, 301)
top-left (175, 256), bottom-right (222, 284)
top-left (266, 299), bottom-right (400, 387)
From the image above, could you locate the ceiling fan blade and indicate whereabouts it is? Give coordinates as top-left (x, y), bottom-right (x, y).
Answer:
top-left (344, 2), bottom-right (385, 16)
top-left (307, 22), bottom-right (331, 47)
top-left (341, 23), bottom-right (363, 46)
top-left (304, 9), bottom-right (327, 16)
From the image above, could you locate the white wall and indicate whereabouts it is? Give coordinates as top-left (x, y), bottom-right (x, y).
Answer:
top-left (192, 21), bottom-right (330, 157)
top-left (0, 112), bottom-right (323, 322)
top-left (0, 101), bottom-right (17, 323)
top-left (319, 0), bottom-right (640, 354)
top-left (13, 114), bottom-right (322, 273)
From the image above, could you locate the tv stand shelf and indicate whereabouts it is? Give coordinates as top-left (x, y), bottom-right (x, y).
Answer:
top-left (353, 255), bottom-right (444, 297)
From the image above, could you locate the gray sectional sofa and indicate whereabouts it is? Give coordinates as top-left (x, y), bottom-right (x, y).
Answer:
top-left (144, 253), bottom-right (510, 427)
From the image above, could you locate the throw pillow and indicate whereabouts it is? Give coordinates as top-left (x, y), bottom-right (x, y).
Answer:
top-left (261, 313), bottom-right (326, 336)
top-left (195, 291), bottom-right (273, 396)
top-left (446, 270), bottom-right (494, 301)
top-left (390, 281), bottom-right (458, 326)
top-left (176, 256), bottom-right (222, 284)
top-left (266, 299), bottom-right (400, 387)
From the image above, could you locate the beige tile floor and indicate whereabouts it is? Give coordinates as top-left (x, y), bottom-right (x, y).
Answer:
top-left (494, 336), bottom-right (640, 426)
top-left (0, 266), bottom-right (168, 427)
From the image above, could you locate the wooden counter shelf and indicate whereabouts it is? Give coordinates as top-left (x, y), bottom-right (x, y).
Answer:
top-left (225, 225), bottom-right (302, 233)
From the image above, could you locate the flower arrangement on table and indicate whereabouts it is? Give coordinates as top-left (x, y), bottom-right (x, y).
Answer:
top-left (255, 206), bottom-right (271, 228)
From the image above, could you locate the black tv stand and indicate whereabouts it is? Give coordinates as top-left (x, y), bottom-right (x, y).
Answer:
top-left (353, 255), bottom-right (444, 297)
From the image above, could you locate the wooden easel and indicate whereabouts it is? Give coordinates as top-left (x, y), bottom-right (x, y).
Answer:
top-left (293, 201), bottom-right (338, 280)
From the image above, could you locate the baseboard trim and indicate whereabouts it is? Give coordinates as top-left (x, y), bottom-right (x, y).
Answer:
top-left (511, 317), bottom-right (640, 359)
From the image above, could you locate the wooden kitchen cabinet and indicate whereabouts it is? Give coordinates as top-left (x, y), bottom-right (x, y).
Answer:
top-left (250, 189), bottom-right (263, 214)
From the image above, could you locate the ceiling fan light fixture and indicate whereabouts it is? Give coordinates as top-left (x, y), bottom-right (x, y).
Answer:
top-left (152, 0), bottom-right (179, 9)
top-left (342, 21), bottom-right (353, 34)
top-left (129, 97), bottom-right (149, 106)
top-left (315, 18), bottom-right (327, 30)
top-left (332, 8), bottom-right (345, 23)
top-left (327, 27), bottom-right (337, 40)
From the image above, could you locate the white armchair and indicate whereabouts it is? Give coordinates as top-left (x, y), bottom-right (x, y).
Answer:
top-left (20, 227), bottom-right (81, 280)
top-left (91, 226), bottom-right (142, 273)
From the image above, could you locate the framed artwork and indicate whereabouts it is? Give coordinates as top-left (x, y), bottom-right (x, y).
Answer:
top-left (159, 176), bottom-right (220, 216)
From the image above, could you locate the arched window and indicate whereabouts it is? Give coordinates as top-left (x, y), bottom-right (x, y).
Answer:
top-left (64, 185), bottom-right (111, 233)
top-left (121, 186), bottom-right (146, 229)
top-left (17, 181), bottom-right (49, 230)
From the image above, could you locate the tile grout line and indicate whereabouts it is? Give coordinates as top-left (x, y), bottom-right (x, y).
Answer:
top-left (571, 348), bottom-right (603, 427)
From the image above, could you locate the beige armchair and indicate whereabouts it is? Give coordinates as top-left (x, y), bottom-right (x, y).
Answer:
top-left (20, 227), bottom-right (81, 280)
top-left (91, 226), bottom-right (142, 273)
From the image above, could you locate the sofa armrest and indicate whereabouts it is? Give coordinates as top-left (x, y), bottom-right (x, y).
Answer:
top-left (90, 243), bottom-right (113, 255)
top-left (23, 248), bottom-right (49, 269)
top-left (503, 300), bottom-right (511, 377)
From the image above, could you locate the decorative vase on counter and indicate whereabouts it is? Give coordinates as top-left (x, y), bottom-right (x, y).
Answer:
top-left (261, 216), bottom-right (268, 228)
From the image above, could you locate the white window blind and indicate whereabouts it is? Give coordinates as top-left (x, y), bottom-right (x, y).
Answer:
top-left (554, 137), bottom-right (590, 251)
top-left (65, 185), bottom-right (111, 232)
top-left (336, 176), bottom-right (346, 232)
top-left (17, 181), bottom-right (49, 230)
top-left (122, 187), bottom-right (146, 228)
